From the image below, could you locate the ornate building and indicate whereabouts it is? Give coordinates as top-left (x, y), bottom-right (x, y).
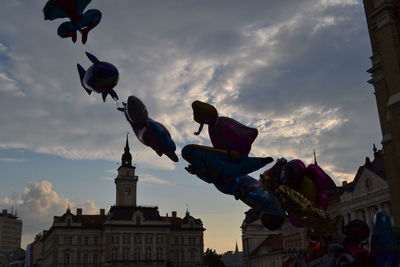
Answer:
top-left (31, 137), bottom-right (205, 267)
top-left (340, 145), bottom-right (392, 250)
top-left (0, 209), bottom-right (22, 258)
top-left (363, 0), bottom-right (400, 225)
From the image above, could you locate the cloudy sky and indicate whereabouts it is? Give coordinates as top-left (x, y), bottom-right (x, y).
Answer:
top-left (0, 0), bottom-right (382, 253)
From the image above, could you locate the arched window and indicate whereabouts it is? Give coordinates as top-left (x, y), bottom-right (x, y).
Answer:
top-left (83, 254), bottom-right (88, 264)
top-left (111, 247), bottom-right (118, 261)
top-left (136, 216), bottom-right (140, 225)
top-left (123, 247), bottom-right (129, 261)
top-left (64, 253), bottom-right (70, 265)
top-left (145, 247), bottom-right (152, 261)
top-left (190, 250), bottom-right (196, 262)
top-left (156, 247), bottom-right (163, 260)
top-left (93, 254), bottom-right (98, 264)
top-left (134, 247), bottom-right (141, 261)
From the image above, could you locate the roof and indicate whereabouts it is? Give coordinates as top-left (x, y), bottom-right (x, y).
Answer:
top-left (250, 233), bottom-right (283, 256)
top-left (242, 209), bottom-right (261, 225)
top-left (74, 215), bottom-right (107, 226)
top-left (109, 206), bottom-right (163, 221)
top-left (341, 148), bottom-right (386, 193)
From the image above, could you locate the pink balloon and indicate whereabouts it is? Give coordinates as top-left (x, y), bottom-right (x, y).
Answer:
top-left (306, 164), bottom-right (328, 191)
top-left (317, 193), bottom-right (329, 210)
top-left (292, 159), bottom-right (306, 170)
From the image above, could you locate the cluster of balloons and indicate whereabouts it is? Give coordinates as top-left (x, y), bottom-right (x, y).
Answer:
top-left (283, 210), bottom-right (399, 267)
top-left (43, 3), bottom-right (399, 264)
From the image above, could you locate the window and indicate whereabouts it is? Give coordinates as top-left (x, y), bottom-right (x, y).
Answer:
top-left (68, 237), bottom-right (72, 245)
top-left (94, 237), bottom-right (99, 245)
top-left (174, 237), bottom-right (179, 245)
top-left (111, 247), bottom-right (118, 261)
top-left (125, 187), bottom-right (131, 195)
top-left (112, 234), bottom-right (120, 244)
top-left (64, 237), bottom-right (68, 245)
top-left (136, 216), bottom-right (140, 225)
top-left (64, 253), bottom-right (70, 265)
top-left (93, 254), bottom-right (98, 264)
top-left (84, 237), bottom-right (89, 245)
top-left (145, 247), bottom-right (152, 261)
top-left (123, 247), bottom-right (129, 261)
top-left (134, 247), bottom-right (141, 261)
top-left (156, 247), bottom-right (163, 261)
top-left (83, 254), bottom-right (88, 265)
top-left (190, 251), bottom-right (196, 262)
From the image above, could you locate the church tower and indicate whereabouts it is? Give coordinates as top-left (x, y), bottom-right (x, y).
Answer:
top-left (115, 135), bottom-right (138, 207)
top-left (363, 0), bottom-right (400, 224)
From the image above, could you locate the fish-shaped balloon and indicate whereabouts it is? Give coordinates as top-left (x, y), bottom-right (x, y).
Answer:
top-left (43, 0), bottom-right (102, 44)
top-left (120, 95), bottom-right (179, 162)
top-left (182, 144), bottom-right (272, 183)
top-left (77, 52), bottom-right (119, 102)
top-left (191, 100), bottom-right (258, 157)
top-left (371, 210), bottom-right (399, 267)
top-left (182, 144), bottom-right (286, 230)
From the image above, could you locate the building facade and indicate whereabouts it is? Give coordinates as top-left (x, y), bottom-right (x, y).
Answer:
top-left (340, 146), bottom-right (392, 250)
top-left (0, 209), bottom-right (22, 257)
top-left (32, 137), bottom-right (205, 267)
top-left (363, 0), bottom-right (400, 225)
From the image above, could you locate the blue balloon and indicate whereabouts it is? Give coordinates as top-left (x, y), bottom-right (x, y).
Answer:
top-left (43, 0), bottom-right (102, 44)
top-left (77, 52), bottom-right (119, 102)
top-left (371, 210), bottom-right (399, 267)
top-left (121, 95), bottom-right (178, 162)
top-left (181, 144), bottom-right (286, 223)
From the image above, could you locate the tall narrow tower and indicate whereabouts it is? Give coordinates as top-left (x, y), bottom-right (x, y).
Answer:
top-left (115, 135), bottom-right (138, 207)
top-left (363, 0), bottom-right (400, 224)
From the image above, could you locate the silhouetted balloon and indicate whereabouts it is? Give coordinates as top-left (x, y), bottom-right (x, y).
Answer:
top-left (191, 100), bottom-right (258, 157)
top-left (77, 52), bottom-right (119, 102)
top-left (371, 210), bottom-right (399, 267)
top-left (120, 95), bottom-right (179, 162)
top-left (43, 0), bottom-right (102, 44)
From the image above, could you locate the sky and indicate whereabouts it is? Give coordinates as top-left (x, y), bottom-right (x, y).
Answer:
top-left (0, 0), bottom-right (382, 253)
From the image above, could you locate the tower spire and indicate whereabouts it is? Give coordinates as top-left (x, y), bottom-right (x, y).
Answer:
top-left (313, 149), bottom-right (318, 165)
top-left (235, 240), bottom-right (239, 253)
top-left (121, 133), bottom-right (133, 167)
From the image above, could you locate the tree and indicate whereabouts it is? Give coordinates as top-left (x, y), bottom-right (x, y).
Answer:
top-left (204, 248), bottom-right (226, 267)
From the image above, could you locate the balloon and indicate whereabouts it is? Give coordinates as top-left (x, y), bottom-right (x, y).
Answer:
top-left (306, 164), bottom-right (328, 192)
top-left (371, 210), bottom-right (399, 267)
top-left (275, 185), bottom-right (340, 235)
top-left (300, 175), bottom-right (317, 203)
top-left (77, 52), bottom-right (119, 102)
top-left (317, 193), bottom-right (329, 210)
top-left (43, 0), bottom-right (102, 44)
top-left (120, 95), bottom-right (179, 162)
top-left (280, 160), bottom-right (304, 190)
top-left (191, 100), bottom-right (258, 157)
top-left (181, 144), bottom-right (272, 184)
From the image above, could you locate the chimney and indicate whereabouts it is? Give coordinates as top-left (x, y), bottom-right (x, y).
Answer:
top-left (342, 181), bottom-right (348, 186)
top-left (76, 208), bottom-right (82, 216)
top-left (100, 209), bottom-right (105, 216)
top-left (172, 211), bottom-right (177, 218)
top-left (166, 213), bottom-right (168, 217)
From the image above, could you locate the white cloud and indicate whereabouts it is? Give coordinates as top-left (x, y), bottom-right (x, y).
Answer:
top-left (0, 158), bottom-right (26, 163)
top-left (1, 180), bottom-right (99, 247)
top-left (139, 173), bottom-right (170, 185)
